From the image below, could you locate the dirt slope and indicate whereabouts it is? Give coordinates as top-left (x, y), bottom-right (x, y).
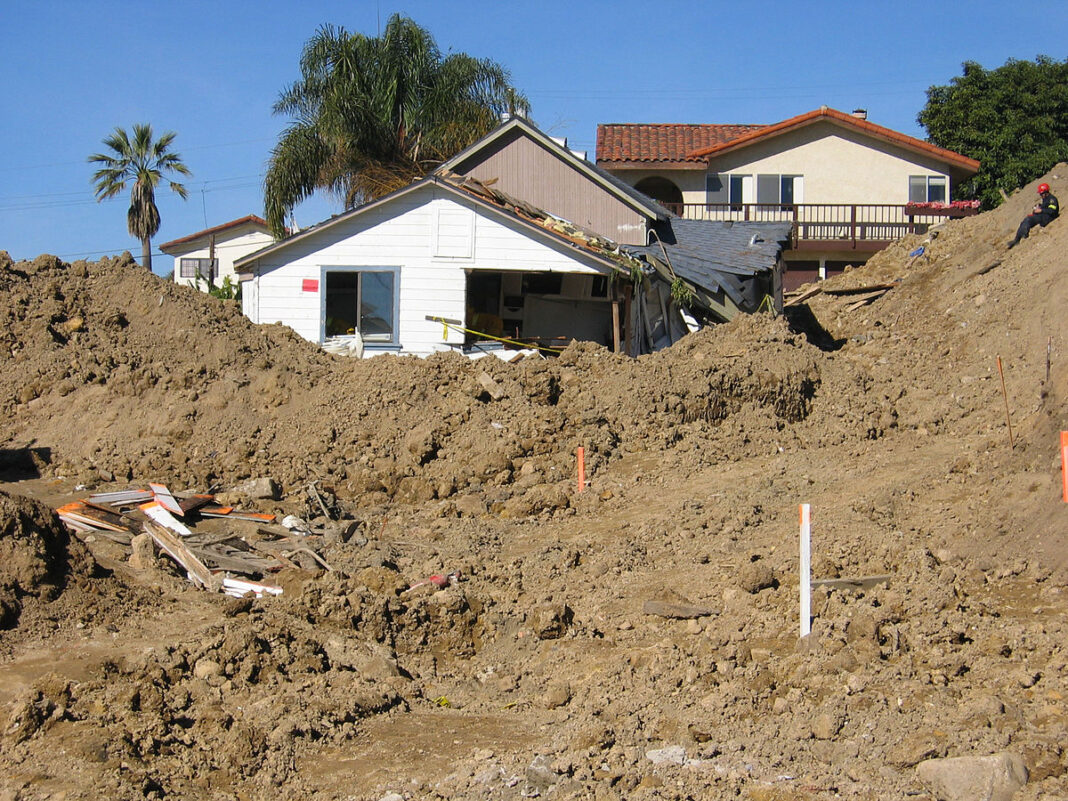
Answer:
top-left (0, 166), bottom-right (1066, 800)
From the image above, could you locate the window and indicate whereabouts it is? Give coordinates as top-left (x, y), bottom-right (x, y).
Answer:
top-left (780, 175), bottom-right (802, 205)
top-left (179, 257), bottom-right (216, 279)
top-left (909, 175), bottom-right (948, 203)
top-left (757, 174), bottom-right (779, 204)
top-left (709, 173), bottom-right (801, 208)
top-left (758, 174), bottom-right (803, 206)
top-left (705, 174), bottom-right (728, 204)
top-left (324, 269), bottom-right (398, 343)
top-left (729, 175), bottom-right (746, 209)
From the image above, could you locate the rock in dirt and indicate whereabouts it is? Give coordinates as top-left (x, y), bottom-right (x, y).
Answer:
top-left (916, 752), bottom-right (1028, 801)
top-left (529, 602), bottom-right (572, 639)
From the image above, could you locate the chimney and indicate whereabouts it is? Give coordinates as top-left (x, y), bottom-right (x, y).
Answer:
top-left (852, 108), bottom-right (868, 120)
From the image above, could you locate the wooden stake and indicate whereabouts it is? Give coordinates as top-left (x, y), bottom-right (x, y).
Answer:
top-left (997, 356), bottom-right (1014, 450)
top-left (799, 503), bottom-right (811, 637)
top-left (577, 447), bottom-right (586, 493)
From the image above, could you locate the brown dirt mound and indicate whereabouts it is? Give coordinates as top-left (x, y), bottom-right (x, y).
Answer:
top-left (0, 250), bottom-right (829, 504)
top-left (1, 165), bottom-right (1068, 800)
top-left (0, 490), bottom-right (96, 629)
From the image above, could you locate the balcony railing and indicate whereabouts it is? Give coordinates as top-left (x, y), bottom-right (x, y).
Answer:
top-left (664, 202), bottom-right (977, 251)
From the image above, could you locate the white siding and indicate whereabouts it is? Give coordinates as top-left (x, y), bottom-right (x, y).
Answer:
top-left (246, 186), bottom-right (611, 357)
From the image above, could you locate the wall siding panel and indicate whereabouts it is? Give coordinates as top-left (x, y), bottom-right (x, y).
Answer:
top-left (246, 184), bottom-right (612, 357)
top-left (451, 130), bottom-right (650, 246)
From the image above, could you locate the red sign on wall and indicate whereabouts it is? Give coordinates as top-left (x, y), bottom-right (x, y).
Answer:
top-left (302, 278), bottom-right (319, 292)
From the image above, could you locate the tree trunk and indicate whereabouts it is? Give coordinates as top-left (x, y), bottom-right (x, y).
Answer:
top-left (141, 237), bottom-right (152, 271)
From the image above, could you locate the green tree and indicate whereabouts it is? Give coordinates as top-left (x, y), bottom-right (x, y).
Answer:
top-left (264, 14), bottom-right (529, 237)
top-left (89, 124), bottom-right (192, 271)
top-left (918, 56), bottom-right (1068, 208)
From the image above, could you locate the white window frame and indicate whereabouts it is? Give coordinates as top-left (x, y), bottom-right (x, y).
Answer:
top-left (320, 266), bottom-right (401, 347)
top-left (179, 257), bottom-right (216, 279)
top-left (710, 173), bottom-right (801, 206)
top-left (909, 175), bottom-right (948, 204)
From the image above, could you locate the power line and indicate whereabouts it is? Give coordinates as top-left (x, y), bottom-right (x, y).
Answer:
top-left (0, 175), bottom-right (265, 213)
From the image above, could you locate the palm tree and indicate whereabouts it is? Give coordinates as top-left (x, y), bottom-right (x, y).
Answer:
top-left (89, 124), bottom-right (191, 270)
top-left (264, 14), bottom-right (529, 237)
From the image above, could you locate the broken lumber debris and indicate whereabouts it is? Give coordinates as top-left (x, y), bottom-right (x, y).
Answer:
top-left (54, 479), bottom-right (329, 599)
top-left (56, 501), bottom-right (129, 534)
top-left (784, 285), bottom-right (823, 307)
top-left (140, 500), bottom-right (193, 537)
top-left (222, 577), bottom-right (283, 599)
top-left (144, 520), bottom-right (218, 591)
top-left (149, 482), bottom-right (184, 515)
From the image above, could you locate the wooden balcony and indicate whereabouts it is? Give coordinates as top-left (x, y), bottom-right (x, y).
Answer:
top-left (664, 203), bottom-right (978, 252)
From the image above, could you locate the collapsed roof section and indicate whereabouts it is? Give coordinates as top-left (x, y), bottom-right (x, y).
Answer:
top-left (437, 170), bottom-right (646, 279)
top-left (440, 171), bottom-right (790, 324)
top-left (634, 219), bottom-right (793, 322)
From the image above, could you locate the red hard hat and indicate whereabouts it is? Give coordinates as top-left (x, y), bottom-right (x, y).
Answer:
top-left (1038, 183), bottom-right (1050, 194)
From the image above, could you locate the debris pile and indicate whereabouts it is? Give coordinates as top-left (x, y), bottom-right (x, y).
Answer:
top-left (56, 481), bottom-right (335, 598)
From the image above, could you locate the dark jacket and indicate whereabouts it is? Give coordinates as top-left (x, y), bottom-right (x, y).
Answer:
top-left (1036, 192), bottom-right (1059, 218)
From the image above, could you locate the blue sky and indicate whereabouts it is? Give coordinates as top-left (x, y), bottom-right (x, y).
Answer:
top-left (2, 1), bottom-right (1064, 273)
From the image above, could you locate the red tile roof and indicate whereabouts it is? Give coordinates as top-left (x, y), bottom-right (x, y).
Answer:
top-left (159, 215), bottom-right (270, 252)
top-left (596, 109), bottom-right (979, 174)
top-left (687, 107), bottom-right (979, 172)
top-left (596, 123), bottom-right (766, 167)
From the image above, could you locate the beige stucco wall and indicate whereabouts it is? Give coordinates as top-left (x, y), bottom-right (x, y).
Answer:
top-left (608, 121), bottom-right (956, 207)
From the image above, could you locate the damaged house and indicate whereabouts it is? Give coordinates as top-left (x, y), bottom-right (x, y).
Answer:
top-left (233, 117), bottom-right (791, 357)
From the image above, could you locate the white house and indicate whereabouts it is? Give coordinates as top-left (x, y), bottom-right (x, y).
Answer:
top-left (233, 176), bottom-right (639, 358)
top-left (160, 215), bottom-right (274, 291)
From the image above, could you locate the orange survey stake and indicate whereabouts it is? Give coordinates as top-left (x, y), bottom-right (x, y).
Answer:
top-left (577, 446), bottom-right (586, 493)
top-left (1061, 431), bottom-right (1068, 503)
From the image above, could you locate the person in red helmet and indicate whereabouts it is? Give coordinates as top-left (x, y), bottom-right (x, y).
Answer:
top-left (1008, 182), bottom-right (1059, 248)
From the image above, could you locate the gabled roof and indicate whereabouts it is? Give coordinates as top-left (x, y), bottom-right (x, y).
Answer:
top-left (438, 115), bottom-right (671, 220)
top-left (159, 215), bottom-right (270, 253)
top-left (687, 107), bottom-right (980, 172)
top-left (234, 175), bottom-right (639, 276)
top-left (596, 123), bottom-right (766, 168)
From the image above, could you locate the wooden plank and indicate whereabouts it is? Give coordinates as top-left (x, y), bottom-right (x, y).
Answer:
top-left (844, 291), bottom-right (889, 312)
top-left (784, 285), bottom-right (823, 306)
top-left (822, 283), bottom-right (897, 296)
top-left (150, 482), bottom-right (185, 516)
top-left (56, 501), bottom-right (129, 533)
top-left (812, 574), bottom-right (890, 592)
top-left (176, 494), bottom-right (215, 515)
top-left (143, 521), bottom-right (219, 591)
top-left (140, 501), bottom-right (193, 537)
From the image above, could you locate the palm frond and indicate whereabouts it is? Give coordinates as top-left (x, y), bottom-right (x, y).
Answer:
top-left (265, 14), bottom-right (529, 223)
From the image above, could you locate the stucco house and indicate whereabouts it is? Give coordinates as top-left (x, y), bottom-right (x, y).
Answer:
top-left (160, 215), bottom-right (274, 291)
top-left (597, 107), bottom-right (980, 286)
